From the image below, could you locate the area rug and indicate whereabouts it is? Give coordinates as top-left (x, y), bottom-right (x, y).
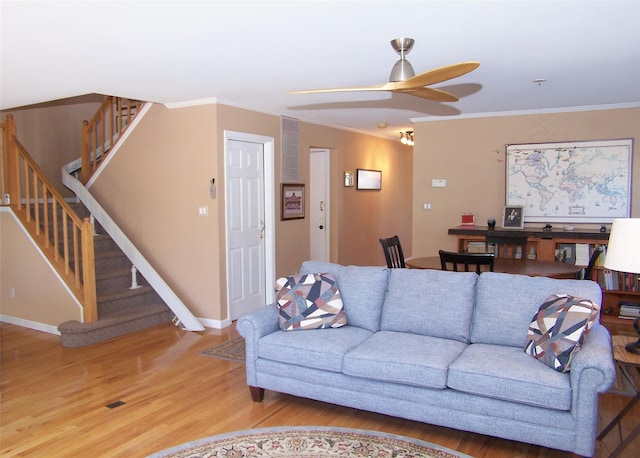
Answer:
top-left (148, 426), bottom-right (473, 458)
top-left (608, 362), bottom-right (640, 396)
top-left (198, 337), bottom-right (245, 363)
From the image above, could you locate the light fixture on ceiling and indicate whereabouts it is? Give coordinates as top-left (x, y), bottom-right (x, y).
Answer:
top-left (400, 131), bottom-right (414, 146)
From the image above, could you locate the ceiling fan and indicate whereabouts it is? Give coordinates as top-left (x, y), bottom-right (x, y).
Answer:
top-left (290, 38), bottom-right (479, 102)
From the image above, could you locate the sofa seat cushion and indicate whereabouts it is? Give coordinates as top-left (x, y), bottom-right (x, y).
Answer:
top-left (258, 326), bottom-right (373, 373)
top-left (381, 269), bottom-right (478, 342)
top-left (343, 331), bottom-right (468, 389)
top-left (300, 261), bottom-right (389, 332)
top-left (448, 343), bottom-right (572, 411)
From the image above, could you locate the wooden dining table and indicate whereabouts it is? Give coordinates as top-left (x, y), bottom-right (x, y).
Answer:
top-left (405, 256), bottom-right (583, 279)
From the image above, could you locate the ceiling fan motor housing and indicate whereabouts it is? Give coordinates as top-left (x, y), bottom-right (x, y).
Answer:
top-left (389, 38), bottom-right (415, 81)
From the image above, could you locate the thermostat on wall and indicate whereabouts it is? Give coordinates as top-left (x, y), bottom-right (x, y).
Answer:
top-left (431, 179), bottom-right (446, 188)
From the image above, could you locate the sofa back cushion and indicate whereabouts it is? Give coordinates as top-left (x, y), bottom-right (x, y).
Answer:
top-left (300, 261), bottom-right (389, 332)
top-left (380, 269), bottom-right (478, 342)
top-left (471, 272), bottom-right (603, 347)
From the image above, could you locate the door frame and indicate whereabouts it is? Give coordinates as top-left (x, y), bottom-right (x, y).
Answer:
top-left (224, 130), bottom-right (276, 320)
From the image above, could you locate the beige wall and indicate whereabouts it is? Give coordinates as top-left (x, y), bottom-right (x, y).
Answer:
top-left (412, 107), bottom-right (640, 257)
top-left (0, 95), bottom-right (104, 198)
top-left (89, 103), bottom-right (221, 320)
top-left (89, 103), bottom-right (412, 322)
top-left (0, 210), bottom-right (81, 326)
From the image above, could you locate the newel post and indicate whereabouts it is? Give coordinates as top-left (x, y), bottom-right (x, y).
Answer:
top-left (80, 217), bottom-right (98, 323)
top-left (80, 120), bottom-right (90, 184)
top-left (4, 115), bottom-right (19, 206)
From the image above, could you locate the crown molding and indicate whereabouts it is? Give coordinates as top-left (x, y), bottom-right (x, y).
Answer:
top-left (410, 102), bottom-right (640, 123)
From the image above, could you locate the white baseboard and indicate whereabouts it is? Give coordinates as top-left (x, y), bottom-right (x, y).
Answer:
top-left (196, 317), bottom-right (232, 329)
top-left (0, 314), bottom-right (61, 335)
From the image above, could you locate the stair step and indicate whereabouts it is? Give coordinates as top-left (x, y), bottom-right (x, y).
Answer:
top-left (58, 303), bottom-right (174, 348)
top-left (98, 286), bottom-right (159, 308)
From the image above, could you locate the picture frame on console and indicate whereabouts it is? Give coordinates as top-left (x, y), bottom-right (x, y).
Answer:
top-left (502, 205), bottom-right (524, 229)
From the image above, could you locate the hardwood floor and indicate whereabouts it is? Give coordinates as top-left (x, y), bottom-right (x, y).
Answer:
top-left (1, 322), bottom-right (638, 457)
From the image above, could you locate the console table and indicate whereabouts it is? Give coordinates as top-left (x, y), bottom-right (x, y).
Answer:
top-left (448, 226), bottom-right (640, 327)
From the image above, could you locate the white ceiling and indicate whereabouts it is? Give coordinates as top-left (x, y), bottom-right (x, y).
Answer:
top-left (2, 1), bottom-right (639, 140)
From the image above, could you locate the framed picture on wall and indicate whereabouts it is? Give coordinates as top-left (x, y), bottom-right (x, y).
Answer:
top-left (502, 205), bottom-right (524, 229)
top-left (281, 183), bottom-right (305, 220)
top-left (356, 169), bottom-right (382, 190)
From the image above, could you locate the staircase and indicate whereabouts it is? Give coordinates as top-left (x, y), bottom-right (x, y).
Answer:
top-left (56, 202), bottom-right (175, 347)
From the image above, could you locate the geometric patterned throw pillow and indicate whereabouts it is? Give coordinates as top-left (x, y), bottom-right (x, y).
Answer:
top-left (524, 294), bottom-right (600, 372)
top-left (276, 273), bottom-right (347, 331)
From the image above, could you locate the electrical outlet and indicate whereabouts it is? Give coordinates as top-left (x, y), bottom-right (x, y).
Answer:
top-left (4, 194), bottom-right (9, 205)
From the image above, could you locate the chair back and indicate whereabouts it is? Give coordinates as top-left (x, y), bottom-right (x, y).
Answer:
top-left (485, 234), bottom-right (528, 259)
top-left (583, 245), bottom-right (604, 280)
top-left (439, 250), bottom-right (495, 274)
top-left (379, 235), bottom-right (405, 268)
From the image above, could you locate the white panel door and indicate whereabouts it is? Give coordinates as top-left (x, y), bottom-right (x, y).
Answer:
top-left (226, 139), bottom-right (266, 320)
top-left (310, 149), bottom-right (330, 261)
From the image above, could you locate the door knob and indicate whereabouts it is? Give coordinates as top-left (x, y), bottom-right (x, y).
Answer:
top-left (319, 225), bottom-right (324, 229)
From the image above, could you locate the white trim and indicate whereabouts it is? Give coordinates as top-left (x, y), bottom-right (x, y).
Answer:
top-left (411, 102), bottom-right (640, 123)
top-left (224, 131), bottom-right (277, 320)
top-left (1, 206), bottom-right (85, 319)
top-left (164, 97), bottom-right (220, 109)
top-left (0, 314), bottom-right (61, 335)
top-left (197, 317), bottom-right (232, 329)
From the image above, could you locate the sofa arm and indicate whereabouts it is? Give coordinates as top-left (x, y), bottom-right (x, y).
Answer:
top-left (570, 324), bottom-right (616, 395)
top-left (236, 303), bottom-right (279, 387)
top-left (568, 324), bottom-right (616, 456)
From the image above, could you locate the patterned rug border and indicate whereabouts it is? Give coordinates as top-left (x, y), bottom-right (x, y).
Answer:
top-left (147, 426), bottom-right (473, 458)
top-left (198, 336), bottom-right (245, 363)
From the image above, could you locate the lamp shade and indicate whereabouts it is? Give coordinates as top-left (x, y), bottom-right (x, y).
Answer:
top-left (603, 218), bottom-right (640, 274)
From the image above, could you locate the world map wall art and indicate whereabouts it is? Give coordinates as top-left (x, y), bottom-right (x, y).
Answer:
top-left (505, 139), bottom-right (633, 223)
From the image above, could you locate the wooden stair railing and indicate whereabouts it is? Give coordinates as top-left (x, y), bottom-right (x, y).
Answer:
top-left (3, 115), bottom-right (98, 322)
top-left (80, 97), bottom-right (142, 184)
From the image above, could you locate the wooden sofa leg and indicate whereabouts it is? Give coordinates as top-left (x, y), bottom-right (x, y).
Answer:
top-left (249, 386), bottom-right (264, 402)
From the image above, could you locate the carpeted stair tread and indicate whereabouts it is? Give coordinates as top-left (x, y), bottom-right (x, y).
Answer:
top-left (96, 267), bottom-right (133, 281)
top-left (98, 285), bottom-right (154, 303)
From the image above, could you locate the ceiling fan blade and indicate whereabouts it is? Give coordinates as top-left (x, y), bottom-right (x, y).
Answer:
top-left (396, 87), bottom-right (459, 102)
top-left (396, 61), bottom-right (480, 90)
top-left (289, 84), bottom-right (391, 95)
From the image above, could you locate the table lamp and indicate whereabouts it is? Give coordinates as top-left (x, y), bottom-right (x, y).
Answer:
top-left (604, 218), bottom-right (640, 354)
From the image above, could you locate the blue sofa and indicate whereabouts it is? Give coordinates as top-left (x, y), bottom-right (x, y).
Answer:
top-left (237, 261), bottom-right (616, 456)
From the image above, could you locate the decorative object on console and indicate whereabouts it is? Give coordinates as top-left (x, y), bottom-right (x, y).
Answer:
top-left (487, 218), bottom-right (496, 230)
top-left (502, 205), bottom-right (524, 229)
top-left (604, 218), bottom-right (640, 354)
top-left (461, 213), bottom-right (474, 226)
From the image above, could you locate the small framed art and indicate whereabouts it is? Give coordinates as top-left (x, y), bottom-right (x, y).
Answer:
top-left (344, 171), bottom-right (354, 187)
top-left (502, 205), bottom-right (524, 229)
top-left (356, 169), bottom-right (382, 190)
top-left (281, 183), bottom-right (305, 220)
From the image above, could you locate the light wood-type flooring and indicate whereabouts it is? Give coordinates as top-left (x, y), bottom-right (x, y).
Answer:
top-left (1, 322), bottom-right (638, 457)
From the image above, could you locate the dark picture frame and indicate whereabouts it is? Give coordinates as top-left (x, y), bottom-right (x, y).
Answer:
top-left (502, 205), bottom-right (524, 229)
top-left (356, 169), bottom-right (382, 190)
top-left (281, 183), bottom-right (305, 220)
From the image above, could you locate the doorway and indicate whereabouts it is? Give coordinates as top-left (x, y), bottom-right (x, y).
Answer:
top-left (309, 148), bottom-right (330, 261)
top-left (225, 131), bottom-right (275, 321)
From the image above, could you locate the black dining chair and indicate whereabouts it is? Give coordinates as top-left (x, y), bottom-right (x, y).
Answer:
top-left (485, 234), bottom-right (528, 259)
top-left (379, 235), bottom-right (406, 268)
top-left (582, 245), bottom-right (604, 280)
top-left (439, 250), bottom-right (495, 274)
